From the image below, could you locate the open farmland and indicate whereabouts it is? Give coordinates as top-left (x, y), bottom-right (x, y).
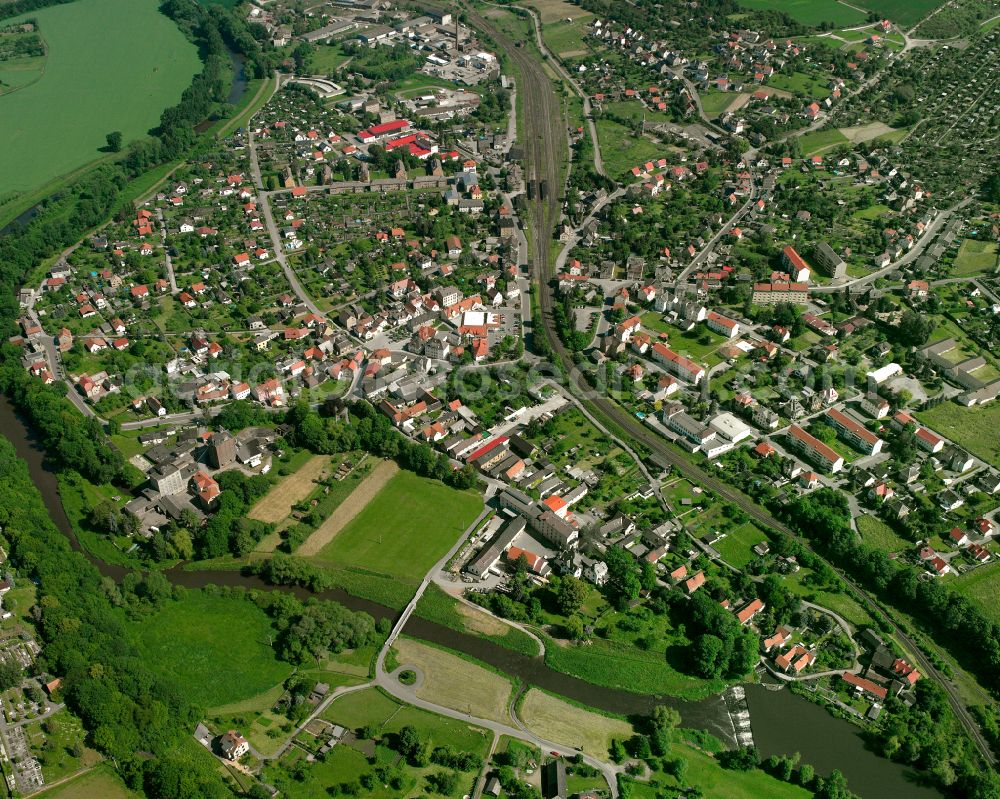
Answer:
top-left (735, 0), bottom-right (866, 27)
top-left (248, 454), bottom-right (329, 524)
top-left (0, 0), bottom-right (200, 198)
top-left (851, 0), bottom-right (945, 28)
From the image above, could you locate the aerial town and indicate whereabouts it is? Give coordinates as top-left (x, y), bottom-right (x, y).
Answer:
top-left (1, 0), bottom-right (1000, 798)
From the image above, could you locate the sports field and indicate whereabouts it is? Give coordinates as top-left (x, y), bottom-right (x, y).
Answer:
top-left (0, 0), bottom-right (200, 196)
top-left (736, 0), bottom-right (866, 27)
top-left (312, 470), bottom-right (482, 584)
top-left (131, 592), bottom-right (293, 708)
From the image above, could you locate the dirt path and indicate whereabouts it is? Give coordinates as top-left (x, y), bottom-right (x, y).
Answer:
top-left (249, 455), bottom-right (329, 524)
top-left (297, 460), bottom-right (399, 556)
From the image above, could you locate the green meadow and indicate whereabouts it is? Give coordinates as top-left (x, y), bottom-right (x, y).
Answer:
top-left (0, 0), bottom-right (200, 197)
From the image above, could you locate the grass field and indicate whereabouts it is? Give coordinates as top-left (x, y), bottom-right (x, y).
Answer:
top-left (0, 0), bottom-right (200, 196)
top-left (131, 592), bottom-right (293, 708)
top-left (798, 128), bottom-right (850, 156)
top-left (857, 515), bottom-right (911, 553)
top-left (34, 766), bottom-right (138, 799)
top-left (595, 118), bottom-right (663, 180)
top-left (392, 638), bottom-right (513, 723)
top-left (917, 402), bottom-right (1000, 467)
top-left (699, 89), bottom-right (737, 116)
top-left (634, 743), bottom-right (812, 799)
top-left (954, 564), bottom-right (1000, 625)
top-left (541, 14), bottom-right (594, 56)
top-left (736, 0), bottom-right (866, 26)
top-left (312, 470), bottom-right (482, 590)
top-left (952, 239), bottom-right (999, 276)
top-left (518, 689), bottom-right (631, 759)
top-left (714, 523), bottom-right (771, 568)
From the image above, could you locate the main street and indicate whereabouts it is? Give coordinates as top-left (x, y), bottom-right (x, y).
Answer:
top-left (472, 1), bottom-right (997, 770)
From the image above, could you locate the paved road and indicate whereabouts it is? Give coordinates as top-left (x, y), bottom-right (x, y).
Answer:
top-left (157, 208), bottom-right (179, 294)
top-left (495, 0), bottom-right (998, 768)
top-left (810, 197), bottom-right (969, 293)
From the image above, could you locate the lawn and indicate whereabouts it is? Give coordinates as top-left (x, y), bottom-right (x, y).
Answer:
top-left (917, 402), bottom-right (1000, 467)
top-left (0, 0), bottom-right (201, 196)
top-left (952, 239), bottom-right (998, 277)
top-left (736, 0), bottom-right (866, 26)
top-left (856, 515), bottom-right (911, 553)
top-left (130, 592), bottom-right (293, 709)
top-left (518, 689), bottom-right (631, 759)
top-left (33, 766), bottom-right (139, 799)
top-left (798, 128), bottom-right (850, 156)
top-left (700, 89), bottom-right (737, 116)
top-left (313, 470), bottom-right (482, 591)
top-left (768, 70), bottom-right (830, 98)
top-left (541, 14), bottom-right (594, 56)
top-left (668, 326), bottom-right (727, 365)
top-left (595, 118), bottom-right (664, 181)
top-left (954, 564), bottom-right (1000, 626)
top-left (714, 522), bottom-right (771, 568)
top-left (310, 43), bottom-right (351, 73)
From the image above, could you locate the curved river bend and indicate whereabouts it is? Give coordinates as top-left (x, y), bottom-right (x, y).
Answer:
top-left (0, 396), bottom-right (939, 798)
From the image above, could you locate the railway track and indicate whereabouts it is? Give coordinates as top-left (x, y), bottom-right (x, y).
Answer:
top-left (458, 0), bottom-right (996, 770)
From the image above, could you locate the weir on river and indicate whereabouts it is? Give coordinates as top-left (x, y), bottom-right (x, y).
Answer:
top-left (0, 393), bottom-right (941, 798)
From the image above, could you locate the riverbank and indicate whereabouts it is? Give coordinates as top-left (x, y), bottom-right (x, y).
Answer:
top-left (0, 394), bottom-right (943, 799)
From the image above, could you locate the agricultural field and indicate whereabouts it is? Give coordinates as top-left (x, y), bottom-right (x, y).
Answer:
top-left (0, 0), bottom-right (201, 198)
top-left (852, 0), bottom-right (945, 27)
top-left (951, 239), bottom-right (999, 276)
top-left (953, 564), bottom-right (1000, 626)
top-left (130, 592), bottom-right (293, 708)
top-left (33, 767), bottom-right (139, 799)
top-left (312, 470), bottom-right (482, 602)
top-left (917, 401), bottom-right (1000, 467)
top-left (736, 0), bottom-right (867, 27)
top-left (248, 454), bottom-right (330, 524)
top-left (857, 515), bottom-right (912, 553)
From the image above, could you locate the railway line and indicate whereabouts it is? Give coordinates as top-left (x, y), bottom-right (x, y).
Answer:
top-left (463, 1), bottom-right (996, 769)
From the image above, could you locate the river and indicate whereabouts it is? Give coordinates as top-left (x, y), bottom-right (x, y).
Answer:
top-left (0, 395), bottom-right (940, 798)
